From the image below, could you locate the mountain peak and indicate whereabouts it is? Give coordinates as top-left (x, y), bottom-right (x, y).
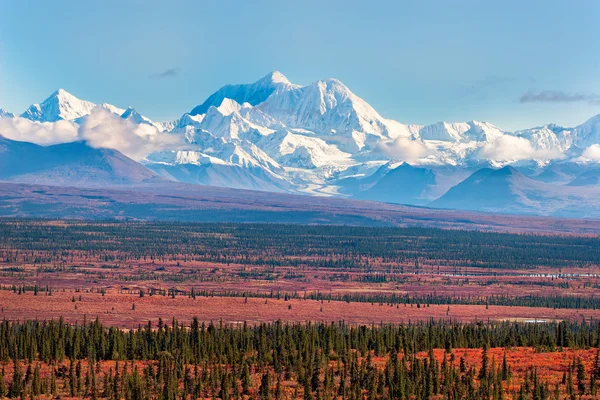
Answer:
top-left (119, 106), bottom-right (166, 131)
top-left (121, 106), bottom-right (138, 118)
top-left (49, 88), bottom-right (82, 102)
top-left (579, 113), bottom-right (600, 129)
top-left (52, 88), bottom-right (68, 96)
top-left (21, 89), bottom-right (96, 122)
top-left (260, 70), bottom-right (291, 85)
top-left (497, 165), bottom-right (520, 175)
top-left (314, 78), bottom-right (351, 94)
top-left (216, 98), bottom-right (243, 116)
top-left (190, 71), bottom-right (296, 116)
top-left (0, 108), bottom-right (15, 118)
top-left (320, 77), bottom-right (343, 85)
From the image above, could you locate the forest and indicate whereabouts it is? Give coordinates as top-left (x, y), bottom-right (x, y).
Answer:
top-left (0, 318), bottom-right (599, 399)
top-left (0, 221), bottom-right (599, 270)
top-left (0, 220), bottom-right (598, 312)
top-left (0, 219), bottom-right (598, 398)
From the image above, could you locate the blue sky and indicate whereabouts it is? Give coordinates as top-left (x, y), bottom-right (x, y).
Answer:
top-left (0, 0), bottom-right (599, 130)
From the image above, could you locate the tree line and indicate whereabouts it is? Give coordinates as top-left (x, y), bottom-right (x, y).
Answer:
top-left (0, 318), bottom-right (597, 398)
top-left (0, 220), bottom-right (598, 271)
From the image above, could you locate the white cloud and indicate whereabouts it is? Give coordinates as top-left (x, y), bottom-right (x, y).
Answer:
top-left (78, 109), bottom-right (184, 161)
top-left (0, 117), bottom-right (78, 144)
top-left (581, 144), bottom-right (600, 162)
top-left (0, 110), bottom-right (186, 161)
top-left (478, 135), bottom-right (560, 163)
top-left (376, 137), bottom-right (430, 162)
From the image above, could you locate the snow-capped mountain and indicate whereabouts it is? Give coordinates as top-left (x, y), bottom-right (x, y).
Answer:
top-left (419, 121), bottom-right (504, 143)
top-left (257, 77), bottom-right (419, 152)
top-left (190, 71), bottom-right (299, 116)
top-left (19, 89), bottom-right (174, 131)
top-left (0, 109), bottom-right (15, 118)
top-left (96, 103), bottom-right (126, 116)
top-left (2, 71), bottom-right (600, 217)
top-left (153, 71), bottom-right (600, 197)
top-left (148, 72), bottom-right (426, 195)
top-left (121, 107), bottom-right (165, 131)
top-left (572, 114), bottom-right (600, 148)
top-left (21, 89), bottom-right (97, 122)
top-left (513, 124), bottom-right (574, 153)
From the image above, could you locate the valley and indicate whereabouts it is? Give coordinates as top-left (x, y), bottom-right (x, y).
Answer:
top-left (0, 220), bottom-right (598, 399)
top-left (0, 220), bottom-right (598, 326)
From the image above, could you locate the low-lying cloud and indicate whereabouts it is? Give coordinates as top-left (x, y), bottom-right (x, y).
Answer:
top-left (519, 90), bottom-right (600, 105)
top-left (479, 135), bottom-right (560, 163)
top-left (0, 109), bottom-right (185, 161)
top-left (581, 144), bottom-right (600, 162)
top-left (0, 117), bottom-right (78, 144)
top-left (78, 109), bottom-right (184, 160)
top-left (376, 137), bottom-right (430, 162)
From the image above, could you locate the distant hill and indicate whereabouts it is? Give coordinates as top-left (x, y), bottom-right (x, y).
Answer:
top-left (568, 168), bottom-right (600, 187)
top-left (0, 135), bottom-right (159, 186)
top-left (0, 181), bottom-right (598, 235)
top-left (355, 163), bottom-right (436, 205)
top-left (432, 166), bottom-right (600, 217)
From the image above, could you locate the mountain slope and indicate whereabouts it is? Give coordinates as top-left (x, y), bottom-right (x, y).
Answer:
top-left (120, 106), bottom-right (167, 131)
top-left (433, 167), bottom-right (528, 211)
top-left (573, 114), bottom-right (600, 148)
top-left (419, 121), bottom-right (504, 143)
top-left (0, 135), bottom-right (48, 177)
top-left (258, 78), bottom-right (417, 152)
top-left (190, 71), bottom-right (298, 116)
top-left (533, 162), bottom-right (589, 183)
top-left (432, 166), bottom-right (600, 216)
top-left (0, 135), bottom-right (158, 186)
top-left (2, 181), bottom-right (599, 234)
top-left (148, 162), bottom-right (291, 192)
top-left (0, 109), bottom-right (15, 118)
top-left (568, 168), bottom-right (600, 187)
top-left (355, 163), bottom-right (436, 205)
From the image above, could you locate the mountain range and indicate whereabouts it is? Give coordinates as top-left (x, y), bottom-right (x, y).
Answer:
top-left (1, 71), bottom-right (600, 218)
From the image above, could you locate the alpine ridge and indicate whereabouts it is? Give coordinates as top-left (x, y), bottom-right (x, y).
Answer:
top-left (1, 71), bottom-right (600, 217)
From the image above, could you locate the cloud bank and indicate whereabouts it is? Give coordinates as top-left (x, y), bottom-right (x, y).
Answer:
top-left (78, 109), bottom-right (184, 160)
top-left (0, 117), bottom-right (78, 145)
top-left (0, 109), bottom-right (185, 161)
